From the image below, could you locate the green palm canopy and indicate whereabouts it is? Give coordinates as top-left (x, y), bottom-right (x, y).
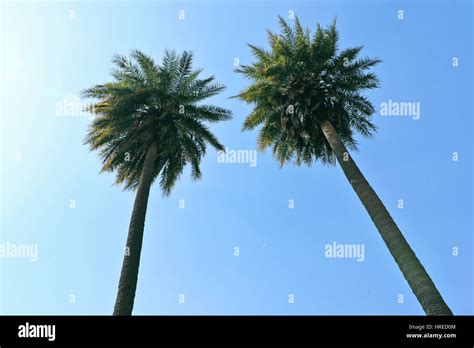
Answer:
top-left (236, 16), bottom-right (452, 315)
top-left (83, 50), bottom-right (231, 315)
top-left (84, 49), bottom-right (231, 194)
top-left (237, 16), bottom-right (379, 166)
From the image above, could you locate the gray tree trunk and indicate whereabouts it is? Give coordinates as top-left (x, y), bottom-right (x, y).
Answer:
top-left (320, 120), bottom-right (452, 315)
top-left (113, 142), bottom-right (158, 315)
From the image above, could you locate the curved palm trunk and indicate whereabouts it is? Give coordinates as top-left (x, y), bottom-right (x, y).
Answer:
top-left (113, 142), bottom-right (158, 315)
top-left (320, 120), bottom-right (452, 315)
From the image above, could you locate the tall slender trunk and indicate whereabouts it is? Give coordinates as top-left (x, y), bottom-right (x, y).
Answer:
top-left (113, 142), bottom-right (158, 315)
top-left (320, 120), bottom-right (452, 315)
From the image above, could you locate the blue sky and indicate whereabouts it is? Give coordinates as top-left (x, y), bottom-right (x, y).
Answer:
top-left (0, 0), bottom-right (472, 315)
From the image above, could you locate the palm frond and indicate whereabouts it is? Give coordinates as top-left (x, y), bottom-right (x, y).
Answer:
top-left (83, 50), bottom-right (232, 193)
top-left (236, 16), bottom-right (381, 167)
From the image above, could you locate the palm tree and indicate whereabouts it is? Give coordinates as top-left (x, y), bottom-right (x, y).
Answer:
top-left (235, 16), bottom-right (452, 315)
top-left (83, 50), bottom-right (232, 315)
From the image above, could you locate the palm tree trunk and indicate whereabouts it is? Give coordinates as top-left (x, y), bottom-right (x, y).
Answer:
top-left (113, 142), bottom-right (158, 315)
top-left (319, 120), bottom-right (452, 315)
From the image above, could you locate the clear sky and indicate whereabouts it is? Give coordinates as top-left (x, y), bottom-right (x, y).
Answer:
top-left (0, 0), bottom-right (472, 315)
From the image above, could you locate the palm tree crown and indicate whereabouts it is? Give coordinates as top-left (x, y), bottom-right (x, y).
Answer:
top-left (236, 16), bottom-right (381, 166)
top-left (83, 50), bottom-right (232, 194)
top-left (236, 16), bottom-right (452, 316)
